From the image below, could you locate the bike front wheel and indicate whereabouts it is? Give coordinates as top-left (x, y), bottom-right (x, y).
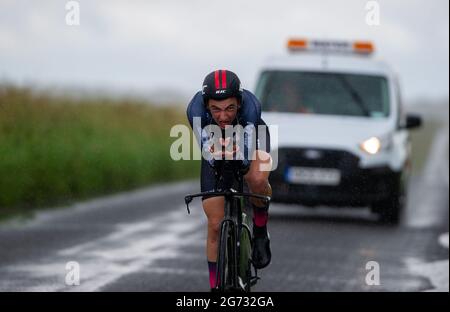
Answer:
top-left (239, 219), bottom-right (252, 292)
top-left (217, 221), bottom-right (235, 291)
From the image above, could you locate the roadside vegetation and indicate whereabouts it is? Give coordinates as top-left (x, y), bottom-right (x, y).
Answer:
top-left (0, 85), bottom-right (199, 219)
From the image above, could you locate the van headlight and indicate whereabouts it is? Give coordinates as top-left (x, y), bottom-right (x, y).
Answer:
top-left (360, 137), bottom-right (381, 154)
top-left (360, 135), bottom-right (392, 155)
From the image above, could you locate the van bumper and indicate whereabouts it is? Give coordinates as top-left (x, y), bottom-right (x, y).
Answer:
top-left (270, 148), bottom-right (401, 207)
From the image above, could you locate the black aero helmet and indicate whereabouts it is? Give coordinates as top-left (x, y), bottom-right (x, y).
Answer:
top-left (202, 69), bottom-right (243, 106)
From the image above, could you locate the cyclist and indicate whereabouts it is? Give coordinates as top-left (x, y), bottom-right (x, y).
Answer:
top-left (186, 70), bottom-right (273, 290)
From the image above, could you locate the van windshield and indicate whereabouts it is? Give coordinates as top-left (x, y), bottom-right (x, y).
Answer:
top-left (255, 71), bottom-right (390, 118)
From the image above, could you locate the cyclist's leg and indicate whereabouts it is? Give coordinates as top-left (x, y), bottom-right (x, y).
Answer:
top-left (244, 150), bottom-right (273, 209)
top-left (203, 197), bottom-right (224, 262)
top-left (245, 150), bottom-right (272, 230)
top-left (243, 126), bottom-right (273, 269)
top-left (200, 159), bottom-right (224, 289)
top-left (244, 121), bottom-right (273, 209)
top-left (203, 196), bottom-right (224, 289)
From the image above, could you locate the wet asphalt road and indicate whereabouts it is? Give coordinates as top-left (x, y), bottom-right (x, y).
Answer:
top-left (0, 131), bottom-right (448, 292)
top-left (0, 177), bottom-right (447, 292)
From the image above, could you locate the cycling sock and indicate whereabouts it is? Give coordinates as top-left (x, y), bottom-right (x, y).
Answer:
top-left (253, 207), bottom-right (268, 227)
top-left (208, 261), bottom-right (217, 289)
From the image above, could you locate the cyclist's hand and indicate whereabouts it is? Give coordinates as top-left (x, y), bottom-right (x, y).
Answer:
top-left (209, 137), bottom-right (240, 159)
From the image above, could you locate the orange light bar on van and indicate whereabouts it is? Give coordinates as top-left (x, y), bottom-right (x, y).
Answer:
top-left (287, 39), bottom-right (308, 51)
top-left (353, 41), bottom-right (375, 54)
top-left (287, 38), bottom-right (375, 55)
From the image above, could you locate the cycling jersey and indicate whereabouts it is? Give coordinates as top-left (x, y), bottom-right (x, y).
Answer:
top-left (187, 89), bottom-right (269, 157)
top-left (186, 89), bottom-right (271, 198)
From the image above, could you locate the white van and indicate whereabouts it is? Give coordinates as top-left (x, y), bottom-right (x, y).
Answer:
top-left (255, 39), bottom-right (422, 224)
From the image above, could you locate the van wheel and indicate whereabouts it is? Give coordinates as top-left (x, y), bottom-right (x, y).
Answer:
top-left (372, 178), bottom-right (406, 225)
top-left (373, 197), bottom-right (400, 225)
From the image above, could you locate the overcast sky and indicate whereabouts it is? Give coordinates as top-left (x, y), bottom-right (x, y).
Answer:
top-left (0, 0), bottom-right (448, 103)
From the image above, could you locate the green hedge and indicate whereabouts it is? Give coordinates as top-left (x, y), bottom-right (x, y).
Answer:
top-left (0, 86), bottom-right (199, 215)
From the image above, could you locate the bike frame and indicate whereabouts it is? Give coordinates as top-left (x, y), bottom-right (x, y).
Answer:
top-left (184, 160), bottom-right (270, 291)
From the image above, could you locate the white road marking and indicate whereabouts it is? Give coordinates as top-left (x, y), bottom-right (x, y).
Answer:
top-left (2, 206), bottom-right (207, 292)
top-left (405, 257), bottom-right (449, 292)
top-left (439, 232), bottom-right (449, 249)
top-left (405, 232), bottom-right (449, 292)
top-left (406, 125), bottom-right (449, 228)
top-left (403, 125), bottom-right (449, 291)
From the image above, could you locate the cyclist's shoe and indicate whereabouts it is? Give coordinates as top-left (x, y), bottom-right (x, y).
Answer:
top-left (252, 225), bottom-right (271, 269)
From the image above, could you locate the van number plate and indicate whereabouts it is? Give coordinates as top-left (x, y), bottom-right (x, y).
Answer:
top-left (286, 167), bottom-right (341, 186)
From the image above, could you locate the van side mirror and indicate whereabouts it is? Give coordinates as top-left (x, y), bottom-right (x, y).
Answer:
top-left (401, 114), bottom-right (422, 130)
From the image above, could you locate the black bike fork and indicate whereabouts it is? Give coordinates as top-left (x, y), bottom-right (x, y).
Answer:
top-left (216, 217), bottom-right (234, 290)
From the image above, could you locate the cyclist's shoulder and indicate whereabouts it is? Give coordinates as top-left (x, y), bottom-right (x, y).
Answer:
top-left (186, 91), bottom-right (207, 127)
top-left (242, 89), bottom-right (260, 107)
top-left (241, 89), bottom-right (262, 125)
top-left (187, 91), bottom-right (203, 113)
